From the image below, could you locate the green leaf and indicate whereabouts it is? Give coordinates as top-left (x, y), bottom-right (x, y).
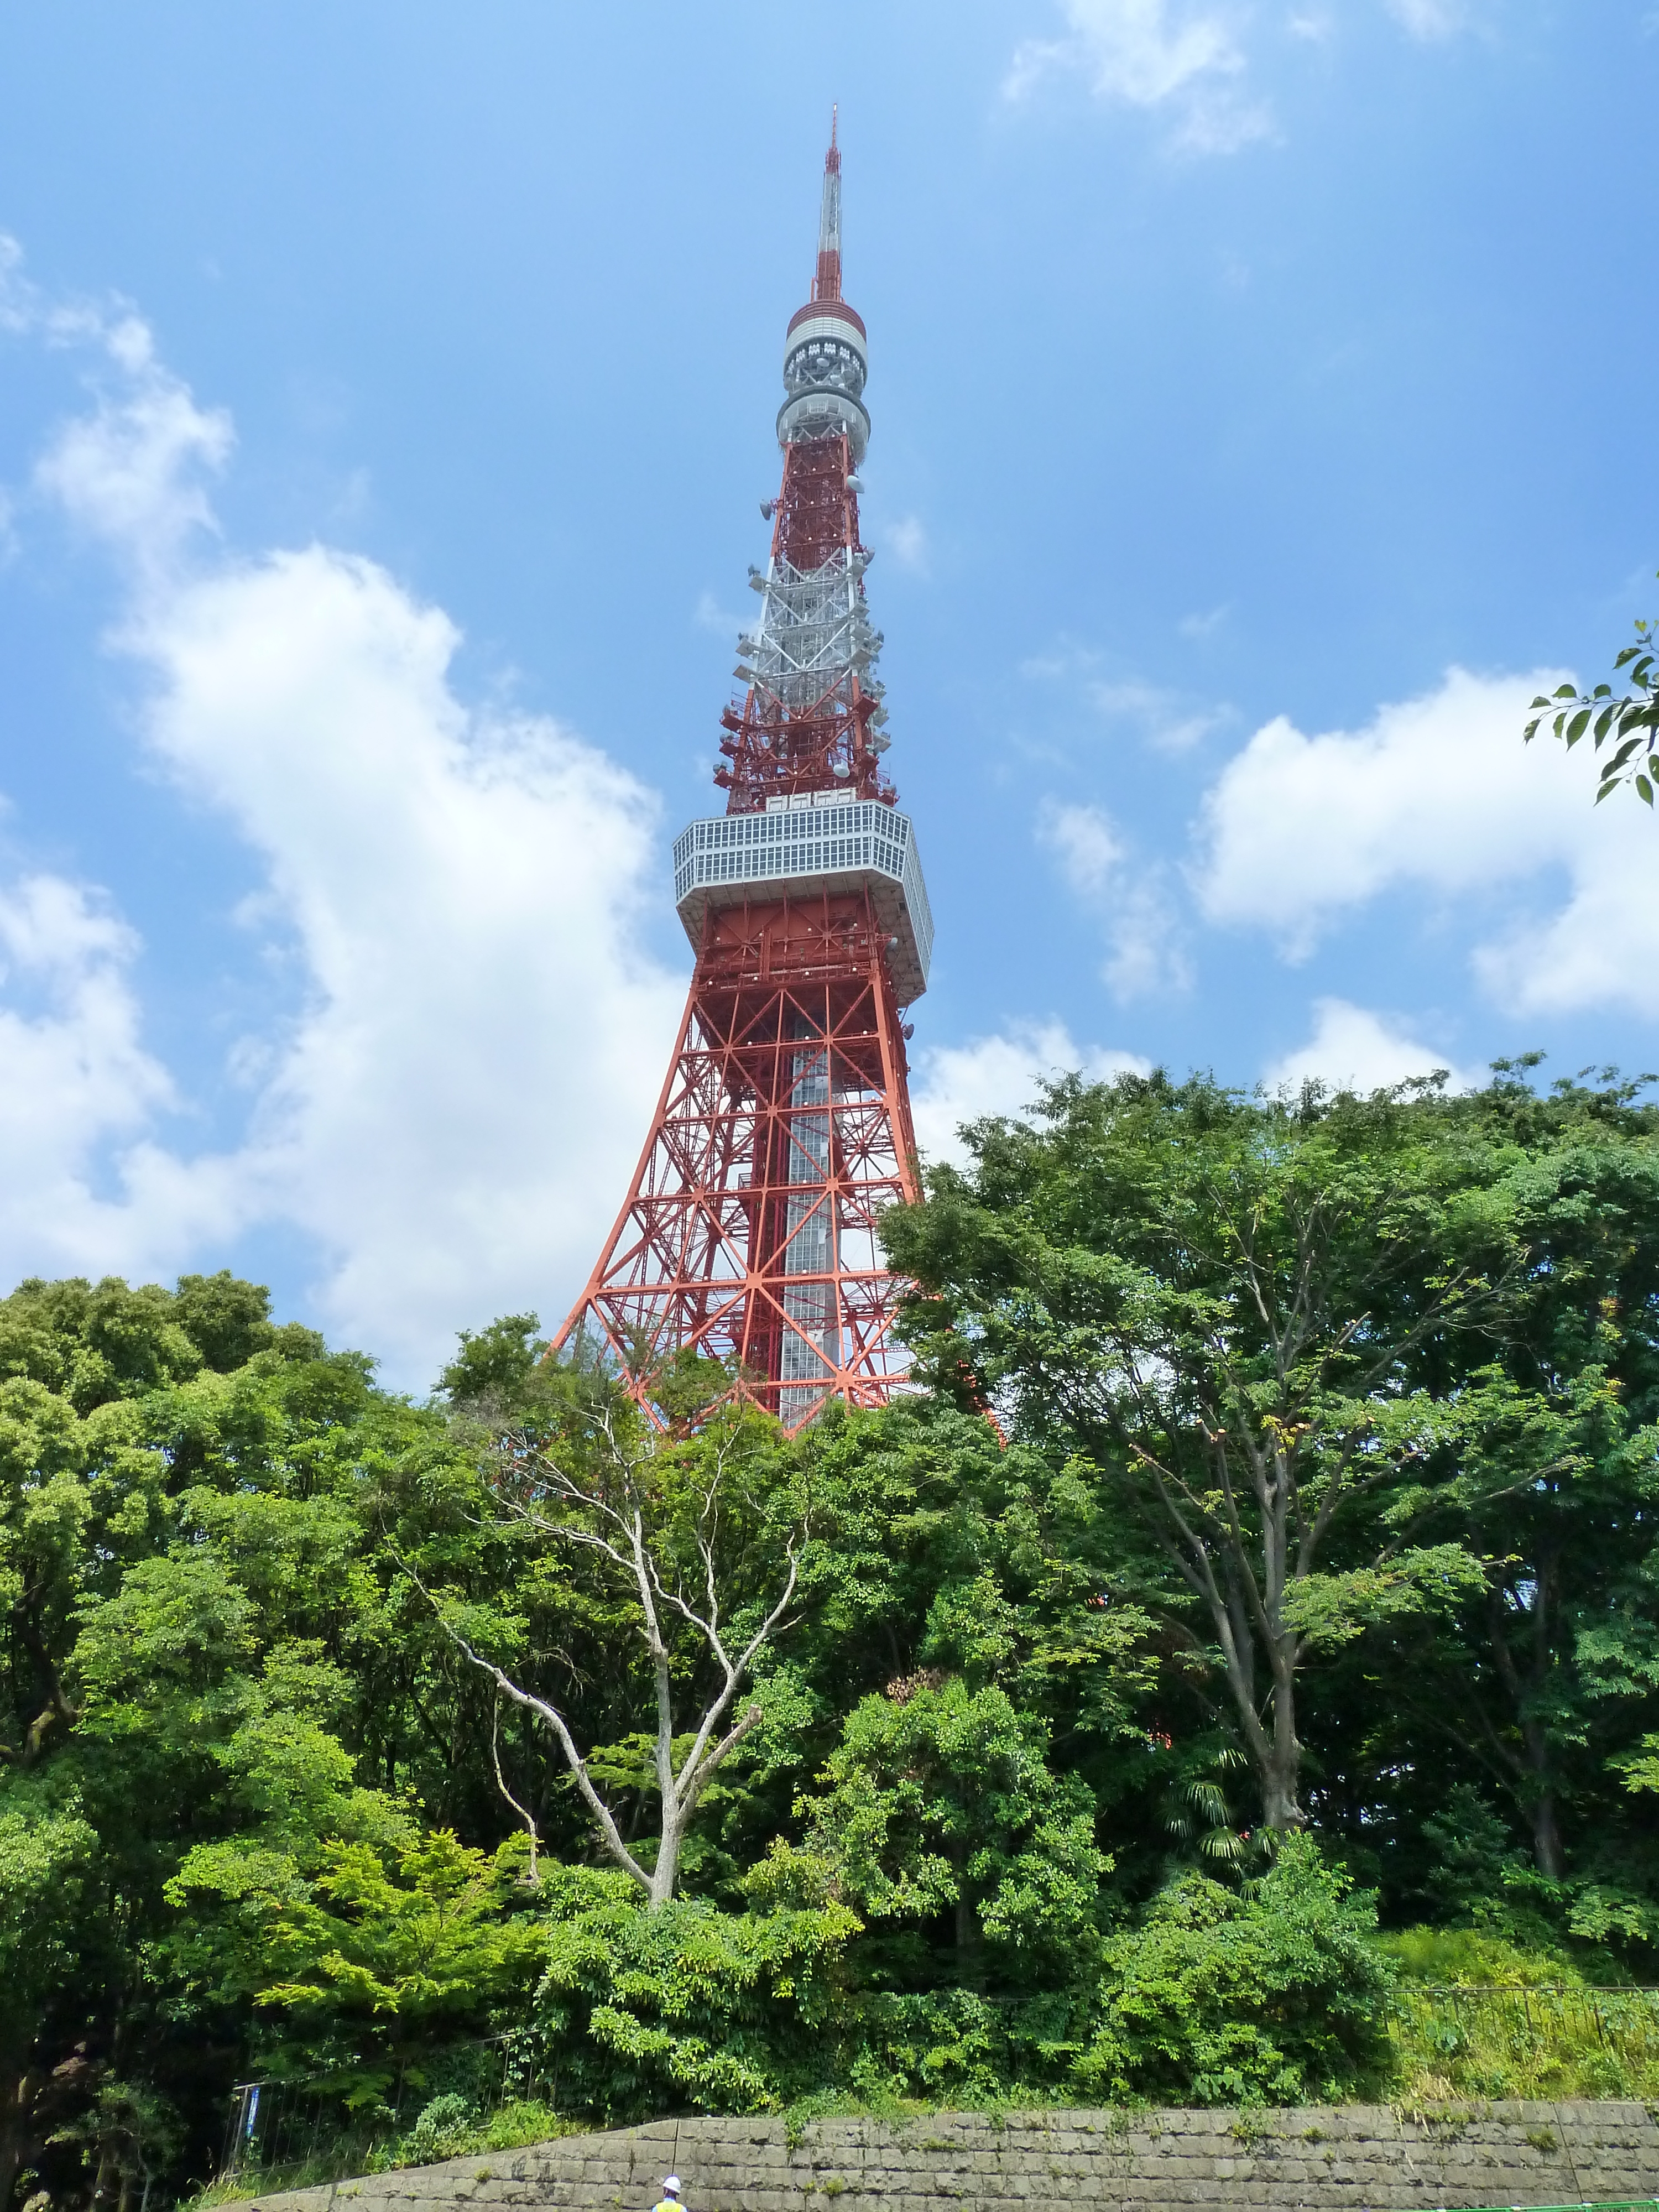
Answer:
top-left (1637, 774), bottom-right (1654, 806)
top-left (1566, 709), bottom-right (1592, 747)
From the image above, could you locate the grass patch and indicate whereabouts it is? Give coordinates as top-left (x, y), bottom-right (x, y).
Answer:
top-left (1387, 1976), bottom-right (1659, 2099)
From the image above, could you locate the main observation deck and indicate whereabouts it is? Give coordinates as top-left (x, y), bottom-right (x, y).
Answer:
top-left (672, 789), bottom-right (933, 1007)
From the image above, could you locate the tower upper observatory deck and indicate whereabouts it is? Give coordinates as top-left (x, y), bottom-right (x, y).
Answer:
top-left (779, 111), bottom-right (869, 463)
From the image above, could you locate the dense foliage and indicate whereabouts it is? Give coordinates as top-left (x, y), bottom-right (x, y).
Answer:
top-left (4, 1065), bottom-right (1658, 2211)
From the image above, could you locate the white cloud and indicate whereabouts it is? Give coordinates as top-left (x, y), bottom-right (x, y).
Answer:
top-left (1383, 0), bottom-right (1471, 36)
top-left (1021, 645), bottom-right (1229, 754)
top-left (4, 241), bottom-right (686, 1383)
top-left (1263, 998), bottom-right (1478, 1094)
top-left (1038, 798), bottom-right (1192, 1001)
top-left (1040, 797), bottom-right (1123, 894)
top-left (130, 549), bottom-right (685, 1376)
top-left (912, 1020), bottom-right (1150, 1168)
top-left (879, 515), bottom-right (930, 576)
top-left (1088, 675), bottom-right (1229, 753)
top-left (1193, 664), bottom-right (1659, 1017)
top-left (1006, 0), bottom-right (1271, 154)
top-left (0, 873), bottom-right (200, 1279)
top-left (35, 325), bottom-right (232, 589)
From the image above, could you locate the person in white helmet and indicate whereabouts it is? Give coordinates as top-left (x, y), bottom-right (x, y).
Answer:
top-left (653, 2178), bottom-right (683, 2212)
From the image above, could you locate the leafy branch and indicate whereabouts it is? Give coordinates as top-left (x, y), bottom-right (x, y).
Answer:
top-left (1525, 584), bottom-right (1658, 808)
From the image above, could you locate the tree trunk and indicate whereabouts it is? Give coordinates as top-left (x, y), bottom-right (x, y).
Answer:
top-left (1485, 1569), bottom-right (1566, 1879)
top-left (1258, 1641), bottom-right (1306, 1830)
top-left (1522, 1562), bottom-right (1565, 1880)
top-left (1530, 1777), bottom-right (1564, 1880)
top-left (1260, 1754), bottom-right (1305, 1829)
top-left (0, 2068), bottom-right (40, 2212)
top-left (649, 1811), bottom-right (682, 1908)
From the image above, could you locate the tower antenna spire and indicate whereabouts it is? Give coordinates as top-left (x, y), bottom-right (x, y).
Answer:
top-left (814, 106), bottom-right (842, 302)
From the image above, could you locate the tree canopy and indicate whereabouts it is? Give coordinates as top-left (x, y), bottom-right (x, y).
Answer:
top-left (4, 1067), bottom-right (1659, 2208)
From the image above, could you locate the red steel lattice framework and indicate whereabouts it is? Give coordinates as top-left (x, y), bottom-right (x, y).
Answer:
top-left (556, 118), bottom-right (930, 1431)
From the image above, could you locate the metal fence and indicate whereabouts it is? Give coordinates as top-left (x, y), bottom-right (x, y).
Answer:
top-left (1395, 1980), bottom-right (1659, 2065)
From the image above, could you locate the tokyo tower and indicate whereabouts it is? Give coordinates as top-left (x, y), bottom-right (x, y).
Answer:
top-left (555, 117), bottom-right (932, 1432)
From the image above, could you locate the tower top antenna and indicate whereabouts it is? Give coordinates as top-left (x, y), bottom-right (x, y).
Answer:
top-left (814, 107), bottom-right (842, 302)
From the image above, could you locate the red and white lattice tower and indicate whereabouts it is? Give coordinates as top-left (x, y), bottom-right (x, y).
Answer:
top-left (555, 117), bottom-right (932, 1432)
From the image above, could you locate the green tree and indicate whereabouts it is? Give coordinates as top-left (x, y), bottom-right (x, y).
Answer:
top-left (0, 1799), bottom-right (109, 2212)
top-left (1315, 1072), bottom-right (1659, 1906)
top-left (0, 1275), bottom-right (507, 2208)
top-left (171, 1828), bottom-right (542, 2111)
top-left (885, 1073), bottom-right (1564, 1832)
top-left (804, 1676), bottom-right (1107, 1994)
top-left (532, 1861), bottom-right (860, 2121)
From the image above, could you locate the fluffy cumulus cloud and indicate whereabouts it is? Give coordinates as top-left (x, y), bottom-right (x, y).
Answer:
top-left (0, 247), bottom-right (685, 1381)
top-left (1193, 665), bottom-right (1659, 1018)
top-left (1262, 998), bottom-right (1479, 1095)
top-left (0, 875), bottom-right (194, 1277)
top-left (1037, 797), bottom-right (1192, 1002)
top-left (911, 1020), bottom-right (1149, 1168)
top-left (132, 552), bottom-right (682, 1376)
top-left (35, 314), bottom-right (233, 584)
top-left (1006, 0), bottom-right (1270, 154)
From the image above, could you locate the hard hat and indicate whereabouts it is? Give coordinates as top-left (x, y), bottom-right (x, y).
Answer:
top-left (663, 2183), bottom-right (681, 2198)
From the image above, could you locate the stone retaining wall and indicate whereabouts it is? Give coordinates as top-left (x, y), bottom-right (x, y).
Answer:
top-left (246, 2101), bottom-right (1659, 2212)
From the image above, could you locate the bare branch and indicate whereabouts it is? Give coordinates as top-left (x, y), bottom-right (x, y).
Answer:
top-left (395, 1553), bottom-right (653, 1895)
top-left (671, 1537), bottom-right (802, 1802)
top-left (490, 1693), bottom-right (542, 1885)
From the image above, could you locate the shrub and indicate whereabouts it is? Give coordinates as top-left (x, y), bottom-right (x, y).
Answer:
top-left (1075, 1834), bottom-right (1394, 2105)
top-left (531, 1864), bottom-right (862, 2122)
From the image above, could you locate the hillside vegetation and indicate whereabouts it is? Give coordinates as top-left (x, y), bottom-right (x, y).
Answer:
top-left (3, 1066), bottom-right (1658, 2211)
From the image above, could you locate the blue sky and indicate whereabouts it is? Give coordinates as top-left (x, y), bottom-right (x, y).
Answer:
top-left (0, 1), bottom-right (1654, 1384)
